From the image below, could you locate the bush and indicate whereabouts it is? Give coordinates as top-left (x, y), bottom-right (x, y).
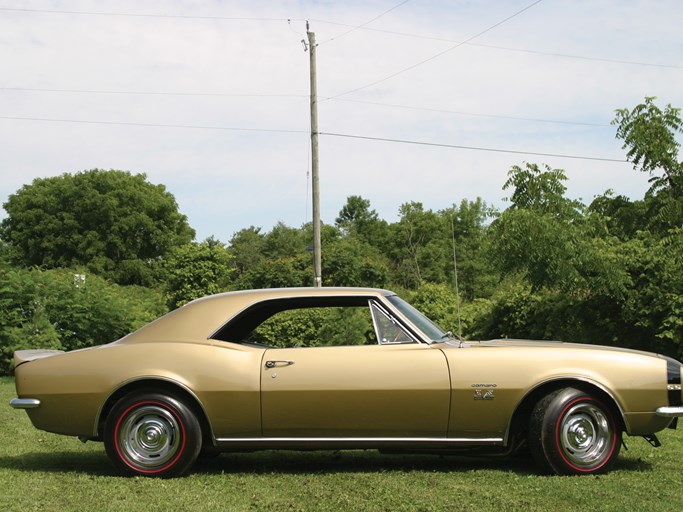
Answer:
top-left (0, 265), bottom-right (167, 374)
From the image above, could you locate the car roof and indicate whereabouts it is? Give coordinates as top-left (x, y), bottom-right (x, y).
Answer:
top-left (119, 287), bottom-right (393, 344)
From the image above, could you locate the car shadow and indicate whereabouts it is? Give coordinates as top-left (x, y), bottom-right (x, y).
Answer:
top-left (195, 450), bottom-right (534, 475)
top-left (194, 449), bottom-right (653, 476)
top-left (0, 449), bottom-right (653, 477)
top-left (0, 451), bottom-right (119, 477)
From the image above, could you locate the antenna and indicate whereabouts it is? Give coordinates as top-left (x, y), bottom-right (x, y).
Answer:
top-left (451, 216), bottom-right (463, 341)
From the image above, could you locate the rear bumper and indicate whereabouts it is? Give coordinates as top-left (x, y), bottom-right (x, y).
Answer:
top-left (9, 398), bottom-right (41, 409)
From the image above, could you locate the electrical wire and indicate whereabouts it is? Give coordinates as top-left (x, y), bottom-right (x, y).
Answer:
top-left (0, 115), bottom-right (308, 134)
top-left (4, 4), bottom-right (678, 69)
top-left (318, 0), bottom-right (411, 45)
top-left (0, 6), bottom-right (303, 22)
top-left (308, 19), bottom-right (683, 70)
top-left (0, 115), bottom-right (624, 162)
top-left (329, 0), bottom-right (545, 98)
top-left (0, 87), bottom-right (307, 99)
top-left (319, 131), bottom-right (627, 163)
top-left (0, 87), bottom-right (609, 128)
top-left (329, 98), bottom-right (611, 127)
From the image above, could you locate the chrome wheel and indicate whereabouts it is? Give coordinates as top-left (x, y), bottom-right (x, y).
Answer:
top-left (529, 388), bottom-right (621, 475)
top-left (117, 403), bottom-right (182, 470)
top-left (558, 401), bottom-right (613, 469)
top-left (105, 393), bottom-right (202, 477)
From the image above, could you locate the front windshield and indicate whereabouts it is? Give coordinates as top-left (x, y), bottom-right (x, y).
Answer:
top-left (386, 295), bottom-right (449, 342)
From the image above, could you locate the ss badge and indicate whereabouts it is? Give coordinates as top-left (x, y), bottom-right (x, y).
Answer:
top-left (473, 388), bottom-right (495, 401)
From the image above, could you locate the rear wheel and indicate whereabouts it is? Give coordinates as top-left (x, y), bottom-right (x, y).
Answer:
top-left (529, 388), bottom-right (621, 475)
top-left (104, 393), bottom-right (202, 477)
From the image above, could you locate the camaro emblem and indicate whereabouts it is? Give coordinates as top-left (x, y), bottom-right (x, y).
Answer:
top-left (471, 384), bottom-right (496, 400)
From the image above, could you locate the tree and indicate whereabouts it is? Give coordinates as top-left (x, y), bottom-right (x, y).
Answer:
top-left (388, 202), bottom-right (449, 288)
top-left (613, 96), bottom-right (682, 196)
top-left (228, 226), bottom-right (266, 277)
top-left (613, 97), bottom-right (683, 233)
top-left (322, 236), bottom-right (389, 287)
top-left (160, 238), bottom-right (234, 309)
top-left (1, 169), bottom-right (195, 286)
top-left (502, 163), bottom-right (583, 219)
top-left (489, 164), bottom-right (583, 291)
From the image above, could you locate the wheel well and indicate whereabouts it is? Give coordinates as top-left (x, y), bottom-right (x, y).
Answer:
top-left (97, 379), bottom-right (214, 446)
top-left (507, 379), bottom-right (626, 443)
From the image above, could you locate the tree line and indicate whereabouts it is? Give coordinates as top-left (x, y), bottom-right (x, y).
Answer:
top-left (1, 97), bottom-right (681, 373)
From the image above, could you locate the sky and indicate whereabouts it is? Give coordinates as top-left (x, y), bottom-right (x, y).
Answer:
top-left (1, 0), bottom-right (682, 242)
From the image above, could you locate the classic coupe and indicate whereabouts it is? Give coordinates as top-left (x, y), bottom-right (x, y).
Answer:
top-left (10, 287), bottom-right (683, 477)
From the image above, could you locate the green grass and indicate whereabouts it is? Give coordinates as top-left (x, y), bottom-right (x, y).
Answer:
top-left (1, 376), bottom-right (681, 512)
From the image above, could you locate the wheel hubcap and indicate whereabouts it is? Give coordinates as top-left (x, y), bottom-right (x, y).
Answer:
top-left (118, 404), bottom-right (181, 470)
top-left (559, 402), bottom-right (613, 468)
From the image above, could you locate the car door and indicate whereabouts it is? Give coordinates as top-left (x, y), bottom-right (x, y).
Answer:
top-left (260, 342), bottom-right (450, 438)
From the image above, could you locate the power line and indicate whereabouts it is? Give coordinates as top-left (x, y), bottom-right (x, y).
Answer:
top-left (319, 132), bottom-right (627, 163)
top-left (330, 0), bottom-right (545, 98)
top-left (318, 0), bottom-right (412, 45)
top-left (0, 6), bottom-right (302, 22)
top-left (1, 87), bottom-right (610, 128)
top-left (4, 5), bottom-right (679, 70)
top-left (470, 42), bottom-right (683, 70)
top-left (0, 86), bottom-right (306, 99)
top-left (331, 98), bottom-right (611, 127)
top-left (309, 20), bottom-right (683, 70)
top-left (0, 115), bottom-right (308, 134)
top-left (0, 114), bottom-right (624, 162)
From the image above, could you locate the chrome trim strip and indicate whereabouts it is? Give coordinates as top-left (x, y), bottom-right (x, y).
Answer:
top-left (656, 406), bottom-right (683, 417)
top-left (9, 398), bottom-right (41, 409)
top-left (215, 436), bottom-right (503, 444)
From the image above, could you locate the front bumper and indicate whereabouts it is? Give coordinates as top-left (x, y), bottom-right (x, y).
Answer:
top-left (656, 406), bottom-right (683, 417)
top-left (9, 398), bottom-right (41, 409)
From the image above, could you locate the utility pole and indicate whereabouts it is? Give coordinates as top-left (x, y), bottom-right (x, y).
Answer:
top-left (307, 22), bottom-right (322, 287)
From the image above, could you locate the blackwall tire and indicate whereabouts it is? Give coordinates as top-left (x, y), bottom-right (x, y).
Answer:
top-left (104, 393), bottom-right (202, 477)
top-left (529, 388), bottom-right (621, 475)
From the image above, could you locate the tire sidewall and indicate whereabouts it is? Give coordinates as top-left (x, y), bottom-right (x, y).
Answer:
top-left (530, 388), bottom-right (621, 475)
top-left (104, 392), bottom-right (202, 478)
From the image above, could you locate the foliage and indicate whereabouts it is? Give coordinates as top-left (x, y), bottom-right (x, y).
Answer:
top-left (613, 96), bottom-right (683, 196)
top-left (0, 264), bottom-right (166, 374)
top-left (247, 307), bottom-right (373, 348)
top-left (160, 238), bottom-right (233, 308)
top-left (335, 195), bottom-right (379, 236)
top-left (322, 236), bottom-right (389, 288)
top-left (0, 169), bottom-right (195, 286)
top-left (503, 163), bottom-right (583, 219)
top-left (386, 199), bottom-right (494, 296)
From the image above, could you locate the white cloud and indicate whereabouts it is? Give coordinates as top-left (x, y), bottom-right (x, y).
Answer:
top-left (1, 0), bottom-right (681, 241)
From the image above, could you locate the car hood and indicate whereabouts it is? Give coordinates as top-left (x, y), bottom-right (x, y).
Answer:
top-left (448, 338), bottom-right (666, 360)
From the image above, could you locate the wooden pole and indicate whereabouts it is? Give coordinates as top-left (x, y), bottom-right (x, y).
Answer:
top-left (307, 24), bottom-right (322, 287)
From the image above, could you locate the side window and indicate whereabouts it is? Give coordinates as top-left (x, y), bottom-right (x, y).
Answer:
top-left (370, 302), bottom-right (417, 345)
top-left (245, 305), bottom-right (377, 348)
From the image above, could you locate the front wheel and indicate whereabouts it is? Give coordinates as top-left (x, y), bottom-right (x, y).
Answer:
top-left (529, 388), bottom-right (621, 475)
top-left (104, 393), bottom-right (202, 477)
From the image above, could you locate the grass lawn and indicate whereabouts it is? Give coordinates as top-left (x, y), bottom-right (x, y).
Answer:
top-left (1, 376), bottom-right (681, 512)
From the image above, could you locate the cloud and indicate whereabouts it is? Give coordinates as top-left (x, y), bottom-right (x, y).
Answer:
top-left (1, 0), bottom-right (681, 242)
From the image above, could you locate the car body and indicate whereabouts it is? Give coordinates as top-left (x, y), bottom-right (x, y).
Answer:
top-left (10, 287), bottom-right (683, 477)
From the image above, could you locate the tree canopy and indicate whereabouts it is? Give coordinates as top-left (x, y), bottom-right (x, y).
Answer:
top-left (1, 169), bottom-right (195, 286)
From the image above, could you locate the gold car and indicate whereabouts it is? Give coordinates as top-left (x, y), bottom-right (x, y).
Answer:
top-left (10, 287), bottom-right (683, 477)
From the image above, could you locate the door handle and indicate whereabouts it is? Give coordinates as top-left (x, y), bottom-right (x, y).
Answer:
top-left (265, 360), bottom-right (295, 369)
